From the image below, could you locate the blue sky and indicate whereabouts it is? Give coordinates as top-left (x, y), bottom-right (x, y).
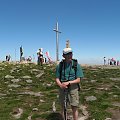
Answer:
top-left (0, 0), bottom-right (120, 64)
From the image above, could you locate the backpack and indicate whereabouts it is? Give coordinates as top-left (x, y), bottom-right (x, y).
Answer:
top-left (59, 59), bottom-right (80, 91)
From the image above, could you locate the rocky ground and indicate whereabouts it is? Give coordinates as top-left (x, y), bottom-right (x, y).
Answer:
top-left (0, 62), bottom-right (120, 120)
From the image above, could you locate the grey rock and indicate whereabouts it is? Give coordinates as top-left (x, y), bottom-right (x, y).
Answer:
top-left (110, 78), bottom-right (120, 81)
top-left (5, 75), bottom-right (14, 79)
top-left (0, 93), bottom-right (6, 96)
top-left (31, 69), bottom-right (40, 72)
top-left (114, 85), bottom-right (120, 90)
top-left (11, 79), bottom-right (20, 83)
top-left (26, 79), bottom-right (32, 83)
top-left (32, 108), bottom-right (38, 111)
top-left (52, 101), bottom-right (56, 112)
top-left (112, 102), bottom-right (120, 107)
top-left (8, 84), bottom-right (21, 88)
top-left (113, 95), bottom-right (118, 98)
top-left (36, 72), bottom-right (44, 78)
top-left (11, 108), bottom-right (23, 119)
top-left (91, 80), bottom-right (97, 83)
top-left (46, 83), bottom-right (52, 87)
top-left (105, 118), bottom-right (112, 120)
top-left (28, 116), bottom-right (32, 120)
top-left (19, 91), bottom-right (42, 97)
top-left (78, 105), bottom-right (89, 120)
top-left (85, 96), bottom-right (97, 102)
top-left (22, 76), bottom-right (31, 79)
top-left (78, 116), bottom-right (89, 120)
top-left (40, 99), bottom-right (45, 103)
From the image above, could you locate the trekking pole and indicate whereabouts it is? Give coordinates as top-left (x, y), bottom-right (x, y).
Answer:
top-left (63, 87), bottom-right (69, 120)
top-left (63, 89), bottom-right (67, 120)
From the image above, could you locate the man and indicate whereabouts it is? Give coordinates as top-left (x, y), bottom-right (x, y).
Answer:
top-left (56, 47), bottom-right (84, 120)
top-left (39, 49), bottom-right (43, 66)
top-left (20, 46), bottom-right (23, 62)
top-left (37, 48), bottom-right (43, 65)
top-left (103, 57), bottom-right (106, 65)
top-left (37, 50), bottom-right (40, 65)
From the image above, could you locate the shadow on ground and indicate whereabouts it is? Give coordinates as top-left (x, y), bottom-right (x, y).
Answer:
top-left (46, 112), bottom-right (64, 120)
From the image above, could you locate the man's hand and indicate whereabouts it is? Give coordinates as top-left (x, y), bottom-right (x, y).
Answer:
top-left (56, 78), bottom-right (70, 89)
top-left (59, 83), bottom-right (67, 89)
top-left (61, 81), bottom-right (70, 88)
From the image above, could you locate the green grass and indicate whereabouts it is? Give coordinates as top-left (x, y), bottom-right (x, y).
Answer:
top-left (0, 63), bottom-right (120, 119)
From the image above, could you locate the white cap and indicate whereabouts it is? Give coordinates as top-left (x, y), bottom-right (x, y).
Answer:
top-left (63, 48), bottom-right (73, 54)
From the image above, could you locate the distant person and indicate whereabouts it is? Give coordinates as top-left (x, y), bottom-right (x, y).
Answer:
top-left (40, 52), bottom-right (43, 65)
top-left (8, 55), bottom-right (11, 62)
top-left (37, 48), bottom-right (43, 66)
top-left (27, 56), bottom-right (32, 62)
top-left (111, 58), bottom-right (114, 65)
top-left (37, 50), bottom-right (40, 65)
top-left (6, 55), bottom-right (8, 61)
top-left (103, 57), bottom-right (106, 65)
top-left (108, 58), bottom-right (110, 65)
top-left (117, 60), bottom-right (119, 66)
top-left (20, 46), bottom-right (23, 62)
top-left (6, 55), bottom-right (11, 62)
top-left (55, 47), bottom-right (84, 120)
top-left (110, 59), bottom-right (112, 65)
top-left (114, 60), bottom-right (116, 66)
top-left (39, 49), bottom-right (43, 66)
top-left (45, 57), bottom-right (47, 63)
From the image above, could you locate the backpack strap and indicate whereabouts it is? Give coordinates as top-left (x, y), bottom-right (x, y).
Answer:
top-left (72, 59), bottom-right (81, 91)
top-left (72, 59), bottom-right (77, 79)
top-left (59, 60), bottom-right (64, 82)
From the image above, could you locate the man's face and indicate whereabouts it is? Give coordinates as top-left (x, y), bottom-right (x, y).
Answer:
top-left (63, 52), bottom-right (73, 60)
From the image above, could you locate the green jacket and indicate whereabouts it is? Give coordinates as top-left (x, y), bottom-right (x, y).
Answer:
top-left (56, 60), bottom-right (84, 82)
